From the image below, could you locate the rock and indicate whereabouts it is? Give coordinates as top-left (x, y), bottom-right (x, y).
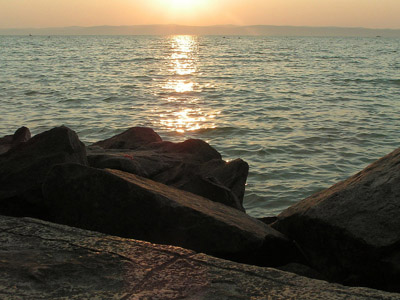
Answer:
top-left (87, 147), bottom-right (248, 211)
top-left (0, 126), bottom-right (87, 218)
top-left (272, 147), bottom-right (400, 292)
top-left (87, 154), bottom-right (148, 177)
top-left (92, 127), bottom-right (162, 150)
top-left (178, 175), bottom-right (244, 212)
top-left (148, 139), bottom-right (222, 162)
top-left (153, 158), bottom-right (249, 205)
top-left (277, 263), bottom-right (327, 281)
top-left (202, 158), bottom-right (249, 202)
top-left (42, 163), bottom-right (299, 267)
top-left (258, 216), bottom-right (278, 225)
top-left (1, 215), bottom-right (399, 300)
top-left (0, 126), bottom-right (31, 154)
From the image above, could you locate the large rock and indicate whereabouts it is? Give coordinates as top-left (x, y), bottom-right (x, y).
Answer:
top-left (1, 215), bottom-right (399, 300)
top-left (0, 126), bottom-right (31, 154)
top-left (273, 147), bottom-right (400, 292)
top-left (148, 139), bottom-right (222, 162)
top-left (0, 126), bottom-right (87, 218)
top-left (92, 127), bottom-right (162, 150)
top-left (87, 146), bottom-right (248, 211)
top-left (42, 163), bottom-right (298, 267)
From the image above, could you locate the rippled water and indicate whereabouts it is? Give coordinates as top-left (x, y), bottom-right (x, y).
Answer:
top-left (1, 35), bottom-right (399, 217)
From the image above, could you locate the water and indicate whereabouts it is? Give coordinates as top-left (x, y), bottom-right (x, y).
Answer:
top-left (1, 35), bottom-right (399, 217)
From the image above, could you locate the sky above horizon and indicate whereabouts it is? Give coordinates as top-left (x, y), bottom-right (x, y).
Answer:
top-left (1, 0), bottom-right (400, 29)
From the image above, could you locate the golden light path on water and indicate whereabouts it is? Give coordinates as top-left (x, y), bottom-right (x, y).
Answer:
top-left (159, 35), bottom-right (219, 133)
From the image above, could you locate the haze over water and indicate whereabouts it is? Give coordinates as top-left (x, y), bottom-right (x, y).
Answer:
top-left (1, 35), bottom-right (400, 217)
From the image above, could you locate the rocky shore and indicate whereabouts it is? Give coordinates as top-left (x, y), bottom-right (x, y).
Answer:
top-left (0, 126), bottom-right (399, 298)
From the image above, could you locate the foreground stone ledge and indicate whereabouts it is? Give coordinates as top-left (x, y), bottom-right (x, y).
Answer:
top-left (0, 215), bottom-right (399, 300)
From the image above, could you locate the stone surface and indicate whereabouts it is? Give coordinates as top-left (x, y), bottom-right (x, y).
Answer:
top-left (0, 214), bottom-right (399, 300)
top-left (0, 126), bottom-right (31, 155)
top-left (87, 147), bottom-right (248, 211)
top-left (89, 127), bottom-right (246, 211)
top-left (273, 147), bottom-right (400, 292)
top-left (0, 126), bottom-right (87, 218)
top-left (92, 127), bottom-right (162, 150)
top-left (42, 163), bottom-right (297, 267)
top-left (148, 139), bottom-right (222, 162)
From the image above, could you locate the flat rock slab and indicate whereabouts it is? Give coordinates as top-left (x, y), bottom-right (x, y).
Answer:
top-left (0, 215), bottom-right (398, 300)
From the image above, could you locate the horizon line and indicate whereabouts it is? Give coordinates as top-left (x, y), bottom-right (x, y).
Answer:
top-left (1, 24), bottom-right (400, 31)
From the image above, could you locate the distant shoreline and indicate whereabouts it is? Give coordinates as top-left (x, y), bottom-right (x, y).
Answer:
top-left (1, 24), bottom-right (400, 37)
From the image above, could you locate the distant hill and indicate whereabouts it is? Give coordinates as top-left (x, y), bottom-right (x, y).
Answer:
top-left (1, 24), bottom-right (400, 37)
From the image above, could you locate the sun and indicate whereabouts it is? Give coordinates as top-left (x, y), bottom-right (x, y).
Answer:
top-left (162, 0), bottom-right (207, 13)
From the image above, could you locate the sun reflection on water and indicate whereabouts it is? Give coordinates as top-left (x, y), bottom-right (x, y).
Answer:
top-left (159, 35), bottom-right (219, 133)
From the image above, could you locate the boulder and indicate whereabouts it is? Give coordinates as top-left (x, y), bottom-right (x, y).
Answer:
top-left (0, 126), bottom-right (87, 218)
top-left (0, 126), bottom-right (31, 154)
top-left (153, 158), bottom-right (249, 207)
top-left (87, 146), bottom-right (248, 211)
top-left (42, 163), bottom-right (299, 267)
top-left (273, 147), bottom-right (400, 292)
top-left (87, 154), bottom-right (148, 177)
top-left (92, 127), bottom-right (162, 150)
top-left (147, 139), bottom-right (222, 162)
top-left (1, 215), bottom-right (399, 300)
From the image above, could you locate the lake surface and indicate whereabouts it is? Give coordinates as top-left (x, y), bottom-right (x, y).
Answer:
top-left (1, 35), bottom-right (399, 217)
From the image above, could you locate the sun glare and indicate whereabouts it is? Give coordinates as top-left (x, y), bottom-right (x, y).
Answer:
top-left (160, 0), bottom-right (209, 14)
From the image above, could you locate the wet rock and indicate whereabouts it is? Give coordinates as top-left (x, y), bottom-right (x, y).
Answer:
top-left (92, 127), bottom-right (162, 150)
top-left (0, 126), bottom-right (31, 154)
top-left (0, 126), bottom-right (87, 218)
top-left (1, 215), bottom-right (399, 300)
top-left (42, 163), bottom-right (298, 267)
top-left (273, 147), bottom-right (400, 292)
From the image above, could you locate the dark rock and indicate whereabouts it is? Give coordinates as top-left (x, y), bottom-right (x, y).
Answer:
top-left (12, 126), bottom-right (31, 144)
top-left (154, 159), bottom-right (248, 200)
top-left (42, 163), bottom-right (299, 267)
top-left (87, 148), bottom-right (248, 211)
top-left (92, 127), bottom-right (162, 150)
top-left (0, 126), bottom-right (87, 218)
top-left (273, 147), bottom-right (400, 292)
top-left (152, 159), bottom-right (248, 211)
top-left (277, 263), bottom-right (327, 281)
top-left (87, 154), bottom-right (148, 177)
top-left (0, 126), bottom-right (31, 154)
top-left (1, 215), bottom-right (399, 300)
top-left (258, 216), bottom-right (278, 225)
top-left (146, 139), bottom-right (222, 162)
top-left (178, 175), bottom-right (244, 212)
top-left (200, 158), bottom-right (249, 202)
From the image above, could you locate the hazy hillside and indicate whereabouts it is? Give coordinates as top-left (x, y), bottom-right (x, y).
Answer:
top-left (1, 24), bottom-right (399, 37)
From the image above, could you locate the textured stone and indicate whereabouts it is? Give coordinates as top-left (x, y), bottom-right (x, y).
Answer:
top-left (92, 127), bottom-right (162, 150)
top-left (0, 126), bottom-right (31, 155)
top-left (87, 147), bottom-right (248, 211)
top-left (273, 147), bottom-right (400, 292)
top-left (0, 215), bottom-right (398, 300)
top-left (0, 126), bottom-right (87, 218)
top-left (42, 163), bottom-right (297, 267)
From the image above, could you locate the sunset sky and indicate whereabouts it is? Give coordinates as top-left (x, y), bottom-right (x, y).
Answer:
top-left (1, 0), bottom-right (399, 29)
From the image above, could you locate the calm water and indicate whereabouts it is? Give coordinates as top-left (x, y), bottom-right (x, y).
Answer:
top-left (1, 35), bottom-right (400, 217)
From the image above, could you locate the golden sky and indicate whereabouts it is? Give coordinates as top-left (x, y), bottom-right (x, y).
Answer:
top-left (1, 0), bottom-right (399, 29)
